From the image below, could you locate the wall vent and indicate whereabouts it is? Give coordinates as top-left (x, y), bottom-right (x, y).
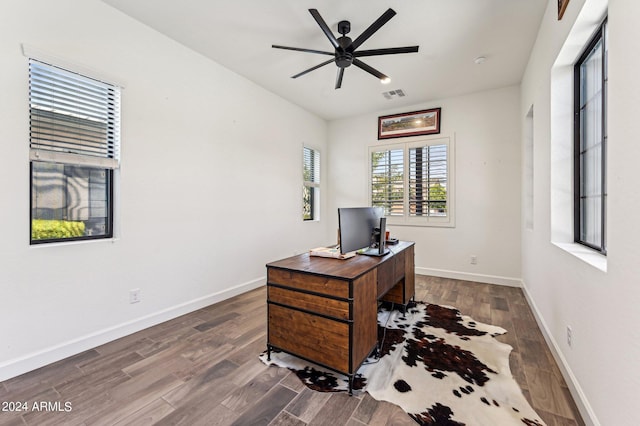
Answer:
top-left (382, 89), bottom-right (406, 100)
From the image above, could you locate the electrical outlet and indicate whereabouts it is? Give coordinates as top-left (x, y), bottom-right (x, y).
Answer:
top-left (566, 325), bottom-right (572, 347)
top-left (470, 255), bottom-right (478, 265)
top-left (129, 288), bottom-right (141, 304)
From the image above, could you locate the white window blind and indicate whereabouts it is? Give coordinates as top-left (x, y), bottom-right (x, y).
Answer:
top-left (303, 147), bottom-right (319, 186)
top-left (29, 59), bottom-right (120, 169)
top-left (370, 136), bottom-right (454, 227)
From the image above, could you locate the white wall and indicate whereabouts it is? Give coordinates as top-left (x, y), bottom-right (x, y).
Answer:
top-left (0, 0), bottom-right (328, 380)
top-left (521, 0), bottom-right (640, 424)
top-left (327, 86), bottom-right (522, 286)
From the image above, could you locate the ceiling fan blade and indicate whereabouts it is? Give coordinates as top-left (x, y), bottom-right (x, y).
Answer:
top-left (353, 58), bottom-right (389, 81)
top-left (335, 68), bottom-right (345, 89)
top-left (309, 9), bottom-right (340, 50)
top-left (355, 46), bottom-right (419, 57)
top-left (272, 45), bottom-right (334, 56)
top-left (351, 8), bottom-right (396, 51)
top-left (292, 58), bottom-right (335, 79)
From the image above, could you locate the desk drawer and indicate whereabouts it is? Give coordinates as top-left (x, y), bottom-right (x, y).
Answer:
top-left (268, 286), bottom-right (350, 320)
top-left (269, 304), bottom-right (350, 373)
top-left (268, 269), bottom-right (349, 298)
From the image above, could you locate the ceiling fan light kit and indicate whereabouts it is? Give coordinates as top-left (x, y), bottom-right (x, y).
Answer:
top-left (272, 8), bottom-right (419, 89)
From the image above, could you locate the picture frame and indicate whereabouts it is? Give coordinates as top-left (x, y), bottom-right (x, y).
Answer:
top-left (558, 0), bottom-right (570, 20)
top-left (378, 108), bottom-right (441, 140)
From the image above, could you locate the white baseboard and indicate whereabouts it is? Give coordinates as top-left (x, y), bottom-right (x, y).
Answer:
top-left (416, 266), bottom-right (523, 287)
top-left (520, 283), bottom-right (600, 426)
top-left (0, 277), bottom-right (265, 382)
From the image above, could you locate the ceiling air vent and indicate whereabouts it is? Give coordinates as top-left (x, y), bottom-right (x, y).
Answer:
top-left (382, 89), bottom-right (406, 100)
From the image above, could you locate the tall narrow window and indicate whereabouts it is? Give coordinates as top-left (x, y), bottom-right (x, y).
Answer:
top-left (524, 105), bottom-right (534, 230)
top-left (370, 136), bottom-right (454, 227)
top-left (574, 19), bottom-right (607, 254)
top-left (29, 59), bottom-right (121, 244)
top-left (303, 146), bottom-right (320, 221)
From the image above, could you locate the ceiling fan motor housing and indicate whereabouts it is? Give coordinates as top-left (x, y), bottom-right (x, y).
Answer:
top-left (336, 35), bottom-right (354, 68)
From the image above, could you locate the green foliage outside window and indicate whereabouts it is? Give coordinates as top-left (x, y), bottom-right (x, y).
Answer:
top-left (428, 181), bottom-right (447, 211)
top-left (303, 186), bottom-right (313, 220)
top-left (31, 219), bottom-right (86, 241)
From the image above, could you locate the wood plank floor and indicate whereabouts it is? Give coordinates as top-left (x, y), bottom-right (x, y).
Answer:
top-left (0, 276), bottom-right (584, 426)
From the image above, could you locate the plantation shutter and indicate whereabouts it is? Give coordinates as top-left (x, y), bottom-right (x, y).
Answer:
top-left (371, 148), bottom-right (404, 216)
top-left (29, 59), bottom-right (120, 169)
top-left (409, 144), bottom-right (448, 217)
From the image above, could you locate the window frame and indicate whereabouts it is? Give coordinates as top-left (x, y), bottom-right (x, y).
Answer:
top-left (30, 164), bottom-right (115, 244)
top-left (369, 135), bottom-right (455, 228)
top-left (28, 59), bottom-right (120, 245)
top-left (573, 18), bottom-right (607, 254)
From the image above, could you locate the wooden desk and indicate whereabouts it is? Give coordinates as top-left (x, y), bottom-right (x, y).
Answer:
top-left (265, 241), bottom-right (415, 393)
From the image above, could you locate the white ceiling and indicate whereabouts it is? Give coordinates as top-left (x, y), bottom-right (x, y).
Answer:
top-left (101, 0), bottom-right (547, 121)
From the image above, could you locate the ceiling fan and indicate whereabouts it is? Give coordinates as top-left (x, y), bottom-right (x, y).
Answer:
top-left (272, 8), bottom-right (419, 89)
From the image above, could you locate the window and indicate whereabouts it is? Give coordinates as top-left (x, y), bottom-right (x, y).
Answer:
top-left (574, 19), bottom-right (607, 254)
top-left (29, 59), bottom-right (120, 244)
top-left (303, 146), bottom-right (319, 221)
top-left (370, 136), bottom-right (454, 226)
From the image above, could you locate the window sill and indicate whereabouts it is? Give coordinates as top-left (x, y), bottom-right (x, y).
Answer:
top-left (386, 217), bottom-right (455, 228)
top-left (552, 242), bottom-right (607, 272)
top-left (30, 237), bottom-right (119, 248)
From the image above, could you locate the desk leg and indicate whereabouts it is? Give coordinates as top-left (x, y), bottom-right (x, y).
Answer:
top-left (348, 375), bottom-right (353, 396)
top-left (266, 345), bottom-right (271, 361)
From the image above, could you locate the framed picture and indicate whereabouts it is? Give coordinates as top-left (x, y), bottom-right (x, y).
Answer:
top-left (558, 0), bottom-right (570, 20)
top-left (378, 108), bottom-right (441, 140)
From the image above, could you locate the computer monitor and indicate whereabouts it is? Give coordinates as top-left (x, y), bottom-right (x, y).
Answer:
top-left (337, 207), bottom-right (388, 256)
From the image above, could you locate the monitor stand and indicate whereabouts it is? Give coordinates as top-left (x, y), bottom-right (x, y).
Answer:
top-left (361, 217), bottom-right (388, 257)
top-left (361, 247), bottom-right (390, 257)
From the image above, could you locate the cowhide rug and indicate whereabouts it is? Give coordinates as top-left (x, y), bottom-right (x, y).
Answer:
top-left (260, 301), bottom-right (545, 426)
